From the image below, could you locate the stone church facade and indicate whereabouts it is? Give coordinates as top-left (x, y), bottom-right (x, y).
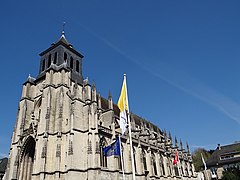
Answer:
top-left (4, 32), bottom-right (197, 180)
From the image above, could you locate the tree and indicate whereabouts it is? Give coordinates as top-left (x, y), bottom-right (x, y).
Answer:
top-left (222, 168), bottom-right (240, 180)
top-left (192, 148), bottom-right (211, 172)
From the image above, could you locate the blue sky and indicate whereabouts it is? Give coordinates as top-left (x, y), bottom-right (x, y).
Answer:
top-left (1, 0), bottom-right (240, 157)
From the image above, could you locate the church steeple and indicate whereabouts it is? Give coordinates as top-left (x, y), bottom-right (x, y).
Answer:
top-left (56, 30), bottom-right (70, 46)
top-left (37, 31), bottom-right (84, 83)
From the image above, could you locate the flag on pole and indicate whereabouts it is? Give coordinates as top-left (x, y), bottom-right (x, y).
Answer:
top-left (118, 74), bottom-right (136, 180)
top-left (103, 137), bottom-right (121, 157)
top-left (173, 150), bottom-right (179, 165)
top-left (118, 77), bottom-right (128, 134)
top-left (201, 153), bottom-right (207, 170)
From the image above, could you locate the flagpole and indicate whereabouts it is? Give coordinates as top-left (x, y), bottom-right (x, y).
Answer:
top-left (124, 74), bottom-right (136, 180)
top-left (118, 136), bottom-right (126, 180)
top-left (201, 153), bottom-right (209, 180)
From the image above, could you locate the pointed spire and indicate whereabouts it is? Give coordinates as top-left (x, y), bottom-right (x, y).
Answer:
top-left (175, 136), bottom-right (178, 148)
top-left (83, 77), bottom-right (91, 102)
top-left (97, 93), bottom-right (101, 108)
top-left (163, 129), bottom-right (167, 136)
top-left (108, 90), bottom-right (112, 99)
top-left (186, 142), bottom-right (190, 154)
top-left (25, 74), bottom-right (36, 85)
top-left (180, 139), bottom-right (184, 150)
top-left (168, 131), bottom-right (172, 142)
top-left (108, 90), bottom-right (113, 109)
top-left (92, 80), bottom-right (96, 90)
top-left (163, 129), bottom-right (168, 144)
top-left (55, 23), bottom-right (70, 45)
top-left (84, 77), bottom-right (89, 86)
top-left (92, 80), bottom-right (97, 102)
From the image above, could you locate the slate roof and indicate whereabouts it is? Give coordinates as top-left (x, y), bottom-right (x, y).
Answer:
top-left (100, 96), bottom-right (162, 134)
top-left (206, 142), bottom-right (240, 167)
top-left (0, 158), bottom-right (8, 173)
top-left (39, 32), bottom-right (84, 58)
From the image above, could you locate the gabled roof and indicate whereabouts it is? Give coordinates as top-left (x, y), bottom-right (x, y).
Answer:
top-left (206, 142), bottom-right (240, 167)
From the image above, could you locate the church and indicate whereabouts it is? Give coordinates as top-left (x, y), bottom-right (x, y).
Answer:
top-left (4, 32), bottom-right (197, 180)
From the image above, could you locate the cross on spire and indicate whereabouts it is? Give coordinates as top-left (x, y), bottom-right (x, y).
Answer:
top-left (62, 22), bottom-right (66, 35)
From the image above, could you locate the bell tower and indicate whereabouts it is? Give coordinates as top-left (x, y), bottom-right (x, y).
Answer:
top-left (38, 31), bottom-right (84, 84)
top-left (5, 32), bottom-right (100, 180)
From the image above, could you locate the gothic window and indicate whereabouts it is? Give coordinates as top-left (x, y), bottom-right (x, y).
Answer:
top-left (70, 57), bottom-right (73, 69)
top-left (160, 156), bottom-right (165, 176)
top-left (174, 165), bottom-right (179, 176)
top-left (185, 162), bottom-right (189, 176)
top-left (167, 160), bottom-right (172, 175)
top-left (64, 52), bottom-right (67, 61)
top-left (152, 154), bottom-right (157, 176)
top-left (133, 147), bottom-right (136, 172)
top-left (99, 136), bottom-right (107, 167)
top-left (47, 54), bottom-right (51, 68)
top-left (42, 59), bottom-right (45, 71)
top-left (190, 166), bottom-right (194, 176)
top-left (142, 150), bottom-right (147, 171)
top-left (181, 164), bottom-right (184, 176)
top-left (34, 97), bottom-right (42, 122)
top-left (119, 144), bottom-right (124, 170)
top-left (76, 60), bottom-right (80, 72)
top-left (54, 52), bottom-right (57, 64)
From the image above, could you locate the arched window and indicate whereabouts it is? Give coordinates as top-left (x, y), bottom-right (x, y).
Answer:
top-left (54, 52), bottom-right (57, 64)
top-left (190, 166), bottom-right (194, 176)
top-left (174, 165), bottom-right (179, 176)
top-left (70, 57), bottom-right (73, 69)
top-left (152, 154), bottom-right (157, 176)
top-left (99, 137), bottom-right (107, 167)
top-left (42, 59), bottom-right (45, 71)
top-left (133, 147), bottom-right (136, 172)
top-left (167, 160), bottom-right (172, 175)
top-left (142, 149), bottom-right (147, 171)
top-left (160, 156), bottom-right (165, 176)
top-left (181, 164), bottom-right (184, 176)
top-left (76, 60), bottom-right (79, 72)
top-left (64, 52), bottom-right (67, 61)
top-left (47, 54), bottom-right (51, 68)
top-left (34, 97), bottom-right (42, 122)
top-left (185, 162), bottom-right (189, 176)
top-left (119, 143), bottom-right (124, 170)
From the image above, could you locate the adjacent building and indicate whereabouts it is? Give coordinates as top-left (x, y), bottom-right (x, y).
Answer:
top-left (0, 158), bottom-right (8, 180)
top-left (206, 142), bottom-right (240, 179)
top-left (4, 32), bottom-right (197, 180)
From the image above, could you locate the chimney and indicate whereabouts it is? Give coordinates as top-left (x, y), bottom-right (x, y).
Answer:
top-left (217, 144), bottom-right (221, 150)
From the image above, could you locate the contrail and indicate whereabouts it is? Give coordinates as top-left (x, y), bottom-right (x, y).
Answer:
top-left (190, 144), bottom-right (217, 150)
top-left (79, 23), bottom-right (240, 125)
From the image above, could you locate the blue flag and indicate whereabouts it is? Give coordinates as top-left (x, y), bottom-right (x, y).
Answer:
top-left (103, 137), bottom-right (120, 156)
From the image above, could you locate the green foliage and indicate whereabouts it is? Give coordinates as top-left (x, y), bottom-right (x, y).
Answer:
top-left (222, 168), bottom-right (240, 180)
top-left (192, 148), bottom-right (211, 172)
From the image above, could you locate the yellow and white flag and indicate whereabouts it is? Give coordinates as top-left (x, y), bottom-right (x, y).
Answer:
top-left (118, 76), bottom-right (128, 134)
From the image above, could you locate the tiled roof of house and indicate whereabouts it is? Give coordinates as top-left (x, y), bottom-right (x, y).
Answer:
top-left (0, 158), bottom-right (8, 173)
top-left (206, 142), bottom-right (240, 167)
